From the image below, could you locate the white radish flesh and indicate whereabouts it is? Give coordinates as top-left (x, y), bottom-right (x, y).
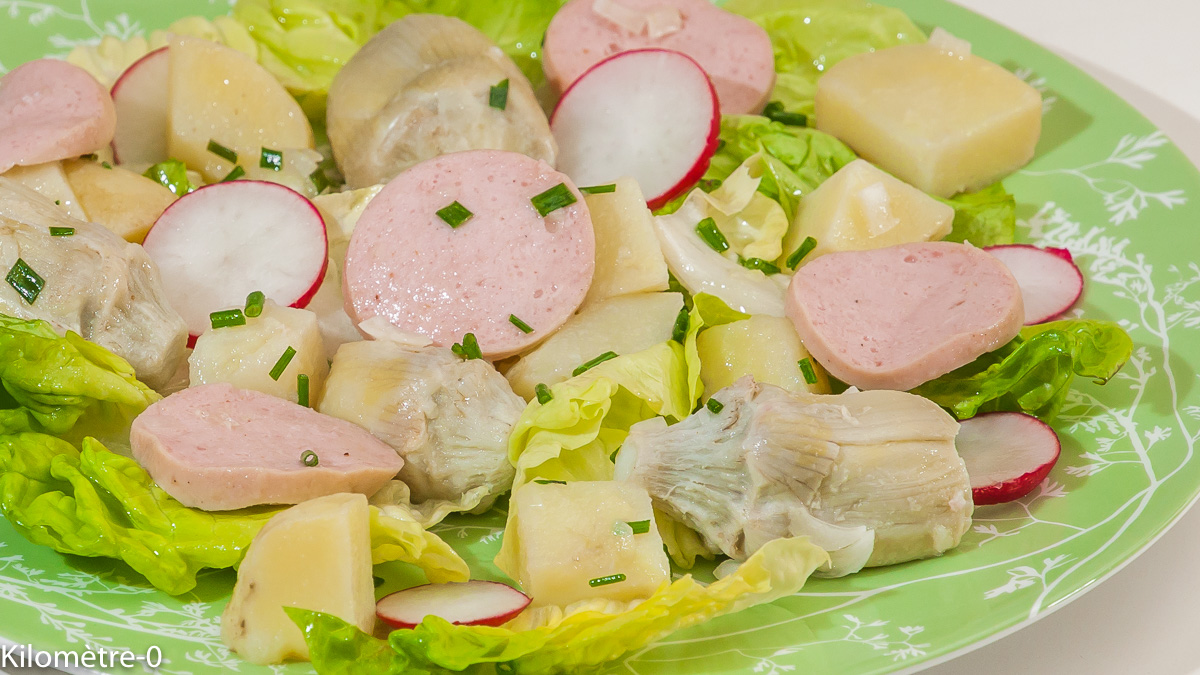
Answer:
top-left (110, 48), bottom-right (168, 166)
top-left (551, 48), bottom-right (719, 210)
top-left (985, 244), bottom-right (1083, 324)
top-left (375, 581), bottom-right (532, 630)
top-left (142, 180), bottom-right (328, 340)
top-left (956, 412), bottom-right (1061, 506)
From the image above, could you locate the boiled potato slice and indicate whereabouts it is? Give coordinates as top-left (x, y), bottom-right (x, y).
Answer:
top-left (221, 493), bottom-right (374, 665)
top-left (511, 481), bottom-right (668, 607)
top-left (2, 161), bottom-right (87, 220)
top-left (62, 159), bottom-right (176, 243)
top-left (505, 292), bottom-right (683, 400)
top-left (779, 159), bottom-right (953, 265)
top-left (816, 41), bottom-right (1041, 198)
top-left (167, 36), bottom-right (313, 184)
top-left (189, 300), bottom-right (329, 404)
top-left (582, 177), bottom-right (670, 307)
top-left (696, 315), bottom-right (830, 398)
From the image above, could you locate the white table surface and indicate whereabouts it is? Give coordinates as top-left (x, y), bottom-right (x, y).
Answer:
top-left (926, 2), bottom-right (1200, 674)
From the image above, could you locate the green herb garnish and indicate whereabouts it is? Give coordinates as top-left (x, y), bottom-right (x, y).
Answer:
top-left (706, 398), bottom-right (724, 414)
top-left (535, 383), bottom-right (553, 404)
top-left (5, 258), bottom-right (44, 304)
top-left (451, 333), bottom-right (483, 360)
top-left (626, 520), bottom-right (651, 535)
top-left (740, 257), bottom-right (781, 275)
top-left (671, 306), bottom-right (689, 343)
top-left (301, 449), bottom-right (318, 466)
top-left (588, 573), bottom-right (626, 588)
top-left (207, 139), bottom-right (238, 163)
top-left (695, 217), bottom-right (729, 253)
top-left (436, 201), bottom-right (474, 228)
top-left (310, 166), bottom-right (331, 194)
top-left (269, 346), bottom-right (297, 381)
top-left (209, 309), bottom-right (246, 329)
top-left (798, 358), bottom-right (819, 385)
top-left (221, 165), bottom-right (246, 182)
top-left (297, 374), bottom-right (310, 407)
top-left (763, 101), bottom-right (808, 127)
top-left (49, 227), bottom-right (74, 237)
top-left (260, 147), bottom-right (283, 172)
top-left (244, 290), bottom-right (265, 317)
top-left (100, 161), bottom-right (112, 170)
top-left (489, 78), bottom-right (510, 110)
top-left (785, 236), bottom-right (818, 270)
top-left (531, 183), bottom-right (577, 217)
top-left (509, 314), bottom-right (534, 334)
top-left (534, 479), bottom-right (566, 485)
top-left (580, 184), bottom-right (617, 195)
top-left (572, 351), bottom-right (618, 376)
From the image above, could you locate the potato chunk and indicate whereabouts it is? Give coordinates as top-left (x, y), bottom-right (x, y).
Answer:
top-left (815, 43), bottom-right (1041, 197)
top-left (167, 37), bottom-right (313, 184)
top-left (512, 481), bottom-right (668, 607)
top-left (582, 177), bottom-right (670, 307)
top-left (780, 159), bottom-right (953, 264)
top-left (189, 300), bottom-right (329, 404)
top-left (63, 159), bottom-right (177, 243)
top-left (696, 315), bottom-right (830, 398)
top-left (2, 161), bottom-right (87, 220)
top-left (221, 493), bottom-right (374, 665)
top-left (505, 292), bottom-right (683, 400)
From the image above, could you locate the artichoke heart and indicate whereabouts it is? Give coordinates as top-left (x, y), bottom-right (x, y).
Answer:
top-left (617, 378), bottom-right (972, 576)
top-left (319, 338), bottom-right (524, 525)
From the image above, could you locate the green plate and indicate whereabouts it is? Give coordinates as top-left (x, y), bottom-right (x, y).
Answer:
top-left (2, 1), bottom-right (1198, 673)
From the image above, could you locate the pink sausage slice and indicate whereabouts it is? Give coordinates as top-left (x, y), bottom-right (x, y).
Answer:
top-left (786, 242), bottom-right (1025, 391)
top-left (0, 59), bottom-right (116, 173)
top-left (343, 149), bottom-right (595, 359)
top-left (544, 0), bottom-right (776, 115)
top-left (131, 383), bottom-right (403, 511)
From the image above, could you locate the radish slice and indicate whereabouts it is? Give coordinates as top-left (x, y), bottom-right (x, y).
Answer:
top-left (376, 581), bottom-right (532, 630)
top-left (957, 412), bottom-right (1062, 506)
top-left (142, 181), bottom-right (328, 340)
top-left (110, 47), bottom-right (168, 165)
top-left (985, 244), bottom-right (1084, 324)
top-left (550, 48), bottom-right (720, 210)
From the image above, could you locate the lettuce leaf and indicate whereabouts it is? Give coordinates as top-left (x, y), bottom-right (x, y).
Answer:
top-left (724, 0), bottom-right (925, 117)
top-left (0, 315), bottom-right (159, 445)
top-left (289, 536), bottom-right (828, 675)
top-left (913, 320), bottom-right (1134, 421)
top-left (0, 433), bottom-right (278, 595)
top-left (371, 504), bottom-right (470, 583)
top-left (939, 183), bottom-right (1018, 247)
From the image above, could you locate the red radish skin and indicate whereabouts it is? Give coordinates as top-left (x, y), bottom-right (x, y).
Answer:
top-left (110, 47), bottom-right (168, 165)
top-left (985, 244), bottom-right (1084, 325)
top-left (142, 181), bottom-right (328, 342)
top-left (956, 412), bottom-right (1062, 506)
top-left (376, 581), bottom-right (532, 630)
top-left (550, 48), bottom-right (720, 210)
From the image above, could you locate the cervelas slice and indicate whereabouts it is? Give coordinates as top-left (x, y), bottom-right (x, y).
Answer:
top-left (343, 149), bottom-right (595, 359)
top-left (785, 242), bottom-right (1024, 391)
top-left (131, 383), bottom-right (403, 511)
top-left (0, 59), bottom-right (115, 173)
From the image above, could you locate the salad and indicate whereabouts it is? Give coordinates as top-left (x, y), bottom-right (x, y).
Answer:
top-left (0, 0), bottom-right (1136, 673)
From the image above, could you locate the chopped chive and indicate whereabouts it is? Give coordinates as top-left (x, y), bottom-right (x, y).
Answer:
top-left (763, 101), bottom-right (808, 127)
top-left (698, 178), bottom-right (723, 193)
top-left (535, 383), bottom-right (553, 404)
top-left (706, 398), bottom-right (724, 414)
top-left (221, 165), bottom-right (246, 182)
top-left (531, 183), bottom-right (577, 217)
top-left (301, 449), bottom-right (318, 466)
top-left (310, 166), bottom-right (331, 194)
top-left (260, 147), bottom-right (283, 171)
top-left (207, 139), bottom-right (238, 163)
top-left (534, 479), bottom-right (566, 485)
top-left (572, 351), bottom-right (618, 377)
top-left (79, 153), bottom-right (97, 161)
top-left (695, 217), bottom-right (729, 252)
top-left (671, 306), bottom-right (689, 343)
top-left (269, 346), bottom-right (297, 381)
top-left (5, 258), bottom-right (44, 304)
top-left (451, 333), bottom-right (483, 360)
top-left (626, 520), bottom-right (651, 535)
top-left (579, 183), bottom-right (616, 195)
top-left (740, 257), bottom-right (781, 275)
top-left (49, 227), bottom-right (75, 237)
top-left (101, 161), bottom-right (113, 169)
top-left (54, 200), bottom-right (61, 205)
top-left (244, 290), bottom-right (265, 317)
top-left (298, 373), bottom-right (310, 407)
top-left (785, 236), bottom-right (818, 270)
top-left (489, 78), bottom-right (510, 110)
top-left (209, 309), bottom-right (246, 329)
top-left (588, 573), bottom-right (626, 588)
top-left (436, 201), bottom-right (474, 228)
top-left (509, 314), bottom-right (534, 334)
top-left (798, 358), bottom-right (819, 385)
